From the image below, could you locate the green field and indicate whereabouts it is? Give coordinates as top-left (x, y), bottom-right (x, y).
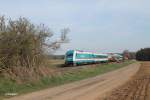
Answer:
top-left (0, 60), bottom-right (135, 99)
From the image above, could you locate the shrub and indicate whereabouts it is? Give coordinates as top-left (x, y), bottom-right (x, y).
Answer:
top-left (0, 16), bottom-right (69, 82)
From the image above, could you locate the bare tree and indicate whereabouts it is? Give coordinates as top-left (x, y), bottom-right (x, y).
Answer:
top-left (0, 16), bottom-right (69, 81)
top-left (122, 50), bottom-right (129, 60)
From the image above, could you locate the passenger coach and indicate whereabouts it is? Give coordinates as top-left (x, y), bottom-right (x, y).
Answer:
top-left (65, 50), bottom-right (109, 66)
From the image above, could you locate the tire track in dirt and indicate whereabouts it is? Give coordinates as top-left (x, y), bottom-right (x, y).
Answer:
top-left (105, 62), bottom-right (150, 100)
top-left (5, 63), bottom-right (140, 100)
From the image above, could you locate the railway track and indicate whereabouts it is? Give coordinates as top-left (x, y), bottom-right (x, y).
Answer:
top-left (105, 62), bottom-right (150, 100)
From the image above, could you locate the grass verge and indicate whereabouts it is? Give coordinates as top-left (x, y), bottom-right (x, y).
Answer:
top-left (0, 60), bottom-right (135, 99)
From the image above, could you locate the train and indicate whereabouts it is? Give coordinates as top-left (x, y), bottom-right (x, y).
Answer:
top-left (65, 50), bottom-right (123, 66)
top-left (108, 53), bottom-right (124, 62)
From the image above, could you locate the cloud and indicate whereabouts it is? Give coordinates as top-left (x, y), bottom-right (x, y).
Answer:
top-left (0, 0), bottom-right (150, 54)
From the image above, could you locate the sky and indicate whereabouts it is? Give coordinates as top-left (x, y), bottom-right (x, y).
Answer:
top-left (0, 0), bottom-right (150, 54)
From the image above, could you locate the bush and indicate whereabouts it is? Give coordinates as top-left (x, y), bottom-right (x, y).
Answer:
top-left (0, 16), bottom-right (69, 82)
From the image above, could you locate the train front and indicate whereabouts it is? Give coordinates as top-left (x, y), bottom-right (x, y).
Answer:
top-left (65, 50), bottom-right (74, 65)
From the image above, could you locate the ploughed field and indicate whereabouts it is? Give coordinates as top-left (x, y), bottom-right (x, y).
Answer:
top-left (105, 62), bottom-right (150, 100)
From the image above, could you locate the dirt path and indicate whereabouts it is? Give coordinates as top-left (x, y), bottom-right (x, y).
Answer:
top-left (5, 63), bottom-right (140, 100)
top-left (105, 62), bottom-right (150, 100)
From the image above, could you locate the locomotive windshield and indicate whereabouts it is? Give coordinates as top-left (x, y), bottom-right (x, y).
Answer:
top-left (66, 53), bottom-right (73, 58)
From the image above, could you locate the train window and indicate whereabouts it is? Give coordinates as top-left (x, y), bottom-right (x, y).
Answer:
top-left (97, 55), bottom-right (108, 58)
top-left (66, 53), bottom-right (73, 58)
top-left (76, 53), bottom-right (108, 59)
top-left (76, 53), bottom-right (92, 59)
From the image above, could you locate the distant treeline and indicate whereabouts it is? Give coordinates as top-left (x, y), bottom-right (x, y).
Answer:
top-left (47, 55), bottom-right (65, 59)
top-left (136, 48), bottom-right (150, 61)
top-left (49, 48), bottom-right (150, 61)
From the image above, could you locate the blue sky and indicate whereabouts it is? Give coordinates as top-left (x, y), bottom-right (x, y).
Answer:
top-left (0, 0), bottom-right (150, 54)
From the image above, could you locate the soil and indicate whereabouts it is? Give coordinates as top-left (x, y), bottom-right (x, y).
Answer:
top-left (105, 62), bottom-right (150, 100)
